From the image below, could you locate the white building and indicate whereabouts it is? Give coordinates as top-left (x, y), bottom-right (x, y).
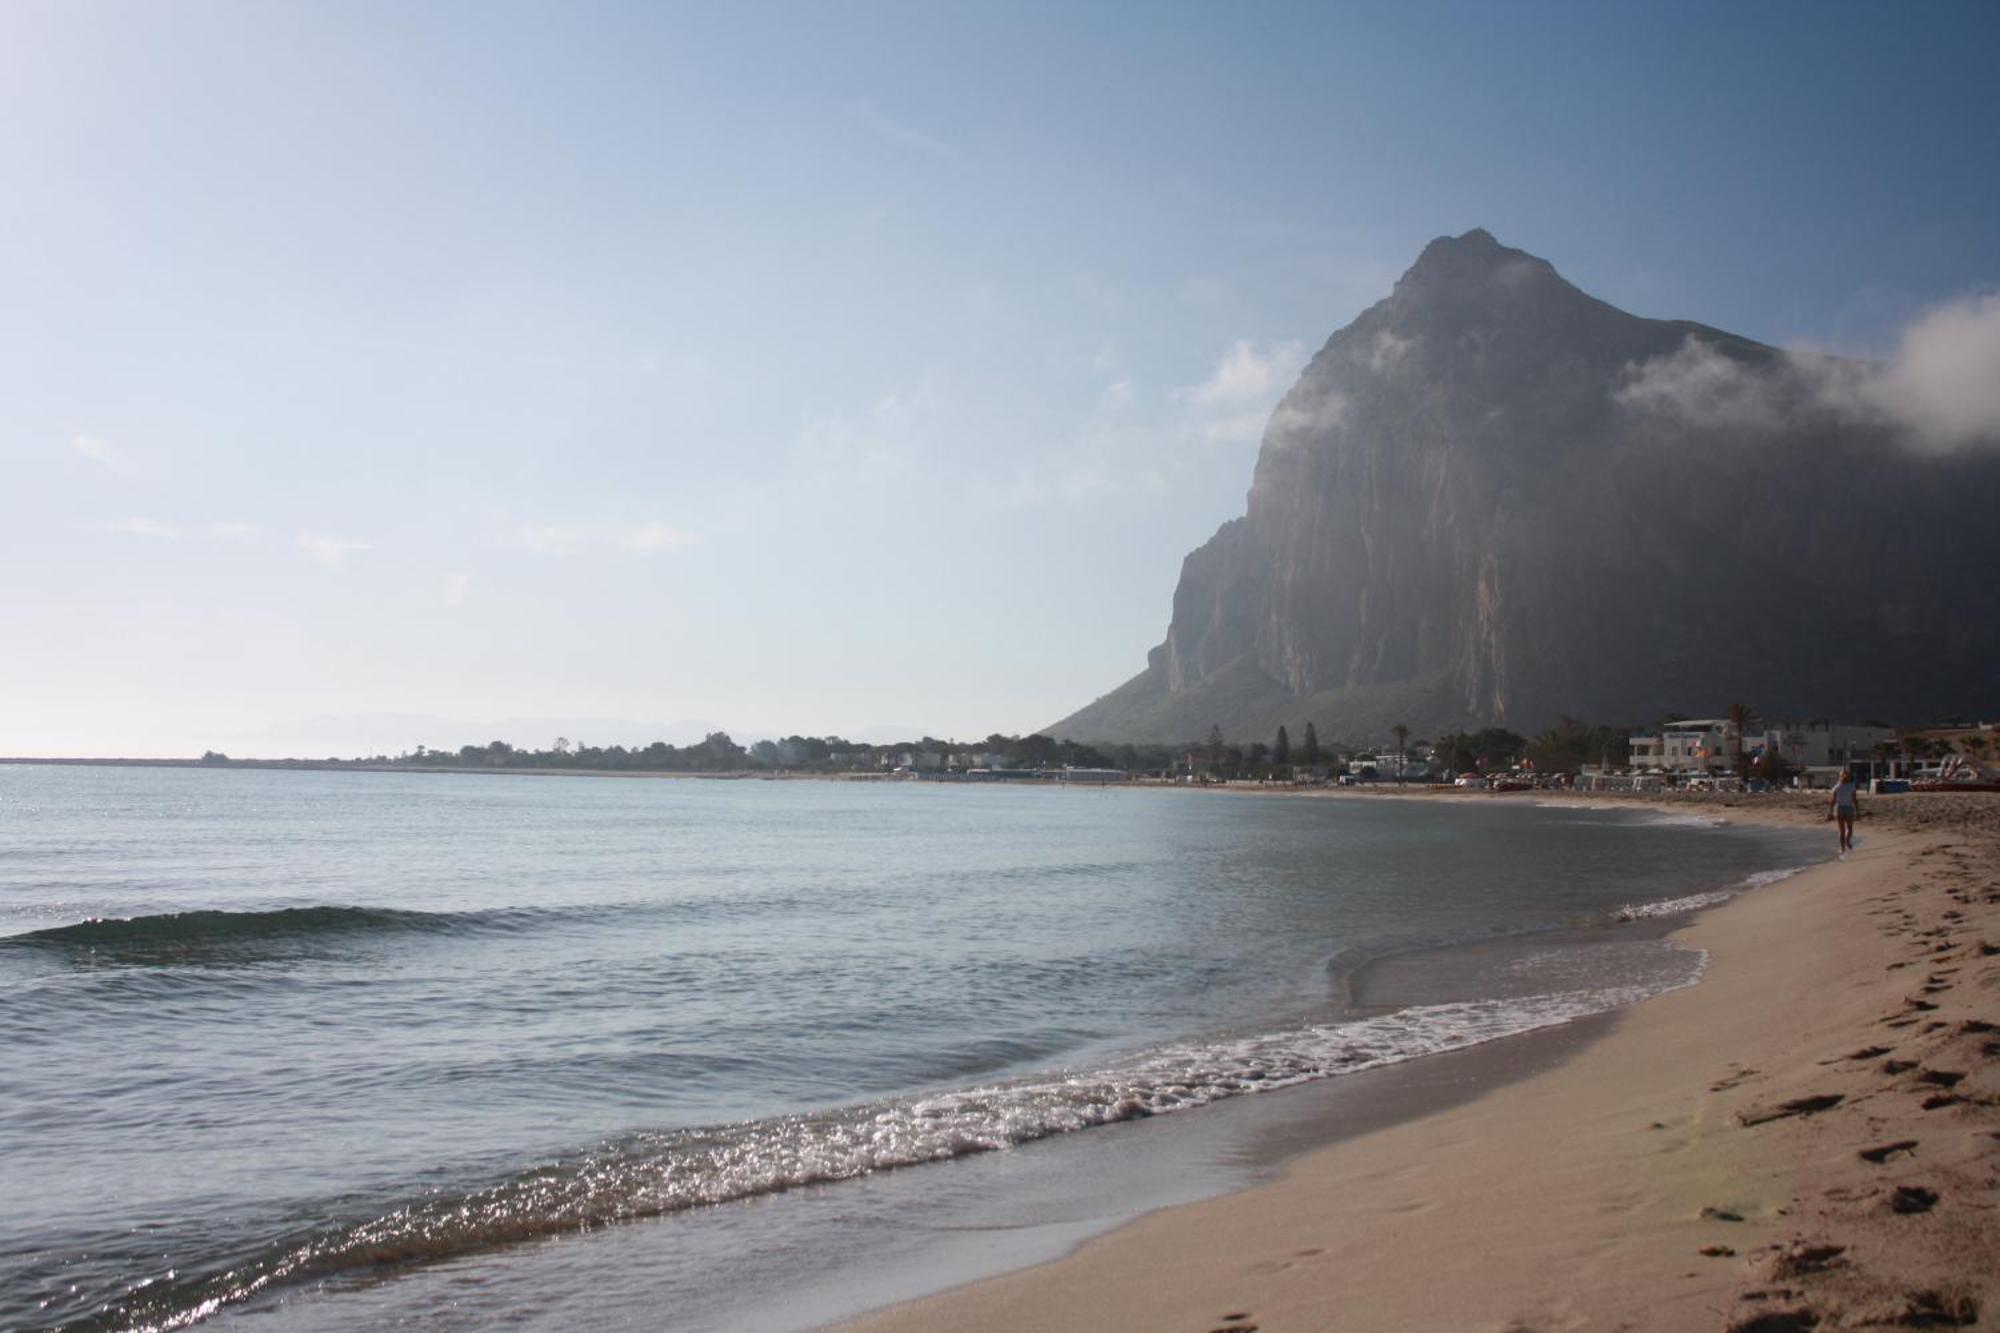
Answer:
top-left (1627, 719), bottom-right (1894, 775)
top-left (1627, 719), bottom-right (1733, 772)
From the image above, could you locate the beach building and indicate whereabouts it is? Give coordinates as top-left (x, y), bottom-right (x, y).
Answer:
top-left (1626, 719), bottom-right (1894, 777)
top-left (1762, 721), bottom-right (1896, 771)
top-left (1626, 720), bottom-right (1732, 772)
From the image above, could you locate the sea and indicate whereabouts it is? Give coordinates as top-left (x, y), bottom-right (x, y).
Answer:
top-left (0, 764), bottom-right (1827, 1332)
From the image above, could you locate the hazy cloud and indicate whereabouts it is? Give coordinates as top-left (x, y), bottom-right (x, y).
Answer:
top-left (1180, 340), bottom-right (1308, 410)
top-left (518, 521), bottom-right (701, 556)
top-left (622, 522), bottom-right (701, 554)
top-left (1175, 339), bottom-right (1310, 448)
top-left (443, 572), bottom-right (470, 606)
top-left (206, 521), bottom-right (260, 542)
top-left (70, 433), bottom-right (125, 469)
top-left (853, 100), bottom-right (953, 157)
top-left (101, 517), bottom-right (178, 539)
top-left (1616, 338), bottom-right (1790, 431)
top-left (795, 381), bottom-right (940, 480)
top-left (1618, 292), bottom-right (2000, 450)
top-left (298, 532), bottom-right (371, 567)
top-left (983, 340), bottom-right (1312, 509)
top-left (1364, 329), bottom-right (1414, 374)
top-left (1267, 391), bottom-right (1351, 444)
top-left (981, 460), bottom-right (1170, 509)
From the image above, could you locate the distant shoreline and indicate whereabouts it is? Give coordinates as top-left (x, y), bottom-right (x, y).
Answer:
top-left (0, 757), bottom-right (877, 780)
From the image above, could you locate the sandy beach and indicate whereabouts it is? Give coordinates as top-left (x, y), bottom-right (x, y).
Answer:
top-left (842, 793), bottom-right (2000, 1332)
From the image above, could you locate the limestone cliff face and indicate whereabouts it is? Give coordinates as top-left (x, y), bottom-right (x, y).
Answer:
top-left (1053, 230), bottom-right (2000, 744)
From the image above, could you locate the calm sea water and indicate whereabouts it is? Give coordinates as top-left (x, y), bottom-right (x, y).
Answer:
top-left (0, 766), bottom-right (1824, 1332)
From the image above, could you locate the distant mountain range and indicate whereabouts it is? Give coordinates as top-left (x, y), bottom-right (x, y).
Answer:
top-left (1052, 229), bottom-right (2000, 745)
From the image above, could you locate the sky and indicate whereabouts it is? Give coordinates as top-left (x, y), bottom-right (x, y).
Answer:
top-left (5, 0), bottom-right (1997, 757)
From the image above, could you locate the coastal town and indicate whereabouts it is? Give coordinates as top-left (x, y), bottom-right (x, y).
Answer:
top-left (55, 711), bottom-right (1990, 797)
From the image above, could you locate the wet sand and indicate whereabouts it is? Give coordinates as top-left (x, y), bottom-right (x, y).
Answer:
top-left (839, 793), bottom-right (2000, 1331)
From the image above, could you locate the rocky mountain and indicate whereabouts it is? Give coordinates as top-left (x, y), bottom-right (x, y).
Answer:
top-left (1051, 229), bottom-right (2000, 746)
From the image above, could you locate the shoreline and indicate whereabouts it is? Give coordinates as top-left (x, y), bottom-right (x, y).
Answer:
top-left (838, 794), bottom-right (2000, 1332)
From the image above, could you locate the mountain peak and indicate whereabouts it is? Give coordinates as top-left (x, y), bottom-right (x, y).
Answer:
top-left (1385, 228), bottom-right (1575, 323)
top-left (1402, 227), bottom-right (1548, 284)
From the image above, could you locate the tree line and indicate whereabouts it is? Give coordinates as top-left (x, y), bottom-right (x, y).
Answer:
top-left (207, 704), bottom-right (1978, 779)
top-left (377, 732), bottom-right (1161, 774)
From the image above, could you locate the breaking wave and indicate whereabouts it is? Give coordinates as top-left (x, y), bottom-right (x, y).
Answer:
top-left (77, 978), bottom-right (1683, 1332)
top-left (0, 905), bottom-right (548, 965)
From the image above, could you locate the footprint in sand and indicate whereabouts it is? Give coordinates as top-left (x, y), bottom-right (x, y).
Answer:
top-left (1736, 1094), bottom-right (1843, 1126)
top-left (1889, 1184), bottom-right (1940, 1214)
top-left (1858, 1139), bottom-right (1919, 1163)
top-left (1724, 1306), bottom-right (1821, 1332)
top-left (1769, 1243), bottom-right (1847, 1278)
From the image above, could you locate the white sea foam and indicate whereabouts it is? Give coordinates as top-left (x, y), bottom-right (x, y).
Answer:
top-left (1532, 802), bottom-right (1726, 828)
top-left (1613, 890), bottom-right (1733, 920)
top-left (1612, 864), bottom-right (1807, 921)
top-left (121, 975), bottom-right (1696, 1332)
top-left (1632, 811), bottom-right (1728, 828)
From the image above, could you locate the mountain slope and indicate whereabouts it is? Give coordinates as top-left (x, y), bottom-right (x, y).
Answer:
top-left (1052, 230), bottom-right (2000, 745)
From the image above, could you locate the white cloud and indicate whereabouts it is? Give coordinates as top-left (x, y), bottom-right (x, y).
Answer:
top-left (443, 572), bottom-right (470, 606)
top-left (70, 433), bottom-right (124, 468)
top-left (1267, 392), bottom-right (1350, 444)
top-left (622, 522), bottom-right (701, 554)
top-left (1868, 291), bottom-right (2000, 446)
top-left (1618, 292), bottom-right (2000, 451)
top-left (101, 517), bottom-right (178, 539)
top-left (517, 521), bottom-right (702, 556)
top-left (1616, 338), bottom-right (1790, 431)
top-left (298, 532), bottom-right (371, 567)
top-left (206, 521), bottom-right (260, 542)
top-left (1173, 339), bottom-right (1311, 448)
top-left (1179, 339), bottom-right (1309, 411)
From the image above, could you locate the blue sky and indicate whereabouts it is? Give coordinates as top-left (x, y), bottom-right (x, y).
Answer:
top-left (5, 0), bottom-right (1997, 755)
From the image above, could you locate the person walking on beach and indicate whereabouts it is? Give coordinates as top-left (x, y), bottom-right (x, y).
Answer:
top-left (1829, 767), bottom-right (1859, 853)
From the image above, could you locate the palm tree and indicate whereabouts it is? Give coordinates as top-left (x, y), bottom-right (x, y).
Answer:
top-left (1392, 723), bottom-right (1410, 779)
top-left (1726, 703), bottom-right (1755, 777)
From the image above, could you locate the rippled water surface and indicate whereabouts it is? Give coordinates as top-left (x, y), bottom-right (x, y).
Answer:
top-left (0, 766), bottom-right (1824, 1331)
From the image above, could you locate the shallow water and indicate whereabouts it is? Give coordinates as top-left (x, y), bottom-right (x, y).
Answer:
top-left (0, 766), bottom-right (1824, 1331)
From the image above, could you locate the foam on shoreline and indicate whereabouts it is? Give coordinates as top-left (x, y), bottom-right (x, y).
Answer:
top-left (842, 801), bottom-right (2000, 1333)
